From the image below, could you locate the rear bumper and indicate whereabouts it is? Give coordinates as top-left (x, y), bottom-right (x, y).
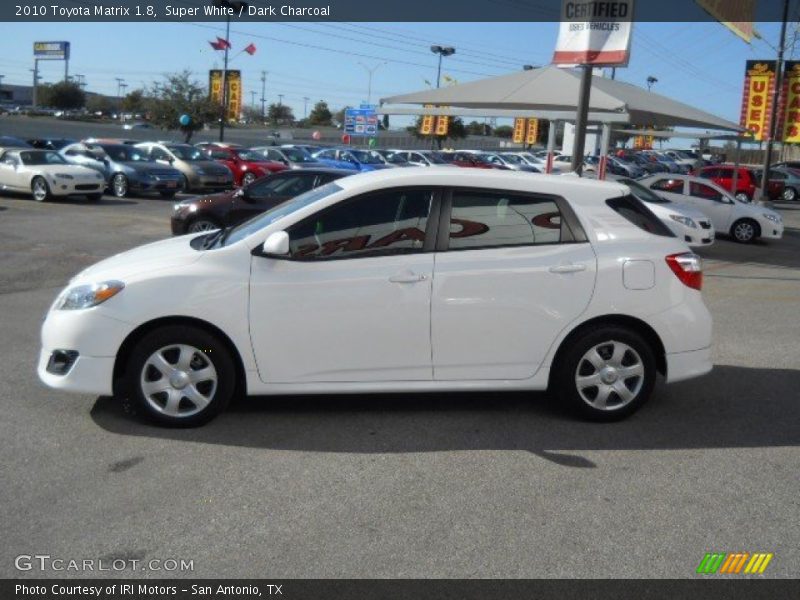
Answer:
top-left (666, 346), bottom-right (713, 383)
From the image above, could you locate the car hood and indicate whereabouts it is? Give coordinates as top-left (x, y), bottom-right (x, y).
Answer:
top-left (177, 189), bottom-right (239, 210)
top-left (72, 235), bottom-right (202, 284)
top-left (119, 161), bottom-right (180, 175)
top-left (189, 161), bottom-right (232, 174)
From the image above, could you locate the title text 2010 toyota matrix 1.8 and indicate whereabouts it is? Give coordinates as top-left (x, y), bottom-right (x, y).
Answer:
top-left (38, 170), bottom-right (712, 427)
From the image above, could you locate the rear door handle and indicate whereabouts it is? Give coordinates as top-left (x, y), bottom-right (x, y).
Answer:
top-left (389, 272), bottom-right (428, 284)
top-left (549, 263), bottom-right (587, 274)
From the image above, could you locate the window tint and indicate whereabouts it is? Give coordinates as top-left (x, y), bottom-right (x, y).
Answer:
top-left (207, 149), bottom-right (229, 160)
top-left (287, 188), bottom-right (432, 260)
top-left (689, 182), bottom-right (724, 201)
top-left (606, 195), bottom-right (674, 237)
top-left (150, 147), bottom-right (170, 161)
top-left (649, 178), bottom-right (684, 193)
top-left (250, 174), bottom-right (315, 199)
top-left (698, 168), bottom-right (718, 179)
top-left (448, 191), bottom-right (563, 250)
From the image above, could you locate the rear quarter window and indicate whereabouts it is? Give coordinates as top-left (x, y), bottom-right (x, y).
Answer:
top-left (606, 195), bottom-right (674, 237)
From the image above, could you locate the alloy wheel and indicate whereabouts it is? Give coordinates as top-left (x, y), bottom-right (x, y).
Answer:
top-left (783, 187), bottom-right (797, 201)
top-left (575, 341), bottom-right (644, 411)
top-left (733, 221), bottom-right (755, 242)
top-left (242, 173), bottom-right (256, 186)
top-left (32, 178), bottom-right (48, 201)
top-left (113, 174), bottom-right (128, 197)
top-left (188, 220), bottom-right (219, 233)
top-left (139, 344), bottom-right (218, 418)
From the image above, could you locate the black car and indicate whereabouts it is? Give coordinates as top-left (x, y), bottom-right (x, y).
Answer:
top-left (171, 168), bottom-right (353, 235)
top-left (27, 138), bottom-right (76, 150)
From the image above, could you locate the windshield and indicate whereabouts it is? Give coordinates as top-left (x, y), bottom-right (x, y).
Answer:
top-left (222, 182), bottom-right (344, 247)
top-left (20, 150), bottom-right (67, 165)
top-left (282, 147), bottom-right (315, 162)
top-left (380, 151), bottom-right (408, 164)
top-left (501, 154), bottom-right (525, 165)
top-left (99, 144), bottom-right (150, 162)
top-left (167, 145), bottom-right (204, 161)
top-left (619, 178), bottom-right (671, 204)
top-left (234, 149), bottom-right (268, 162)
top-left (349, 149), bottom-right (383, 164)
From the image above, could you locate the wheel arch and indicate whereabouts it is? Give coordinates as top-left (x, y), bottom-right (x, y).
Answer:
top-left (547, 314), bottom-right (667, 389)
top-left (112, 315), bottom-right (246, 398)
top-left (730, 217), bottom-right (761, 240)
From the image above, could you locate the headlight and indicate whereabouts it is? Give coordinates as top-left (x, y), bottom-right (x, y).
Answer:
top-left (54, 173), bottom-right (74, 179)
top-left (54, 280), bottom-right (125, 310)
top-left (670, 214), bottom-right (697, 228)
top-left (763, 213), bottom-right (782, 224)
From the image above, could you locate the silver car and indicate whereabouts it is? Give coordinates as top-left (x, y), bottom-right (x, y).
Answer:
top-left (250, 146), bottom-right (327, 170)
top-left (134, 143), bottom-right (233, 193)
top-left (61, 142), bottom-right (183, 198)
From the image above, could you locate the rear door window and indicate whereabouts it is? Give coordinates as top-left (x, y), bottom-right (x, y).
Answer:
top-left (649, 178), bottom-right (684, 193)
top-left (606, 195), bottom-right (675, 237)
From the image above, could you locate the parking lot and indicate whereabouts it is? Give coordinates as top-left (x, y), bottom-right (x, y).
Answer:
top-left (1, 183), bottom-right (799, 579)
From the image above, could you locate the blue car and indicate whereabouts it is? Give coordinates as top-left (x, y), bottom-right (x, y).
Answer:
top-left (312, 147), bottom-right (390, 172)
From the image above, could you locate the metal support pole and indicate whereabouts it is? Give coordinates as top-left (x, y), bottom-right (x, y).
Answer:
top-left (598, 123), bottom-right (611, 180)
top-left (219, 14), bottom-right (231, 142)
top-left (32, 60), bottom-right (39, 108)
top-left (571, 66), bottom-right (593, 174)
top-left (64, 58), bottom-right (69, 83)
top-left (546, 119), bottom-right (557, 174)
top-left (260, 71), bottom-right (267, 119)
top-left (732, 138), bottom-right (741, 194)
top-left (760, 0), bottom-right (790, 204)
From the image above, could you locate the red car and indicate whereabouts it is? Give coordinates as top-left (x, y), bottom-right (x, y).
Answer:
top-left (202, 145), bottom-right (287, 187)
top-left (696, 165), bottom-right (783, 202)
top-left (439, 151), bottom-right (509, 169)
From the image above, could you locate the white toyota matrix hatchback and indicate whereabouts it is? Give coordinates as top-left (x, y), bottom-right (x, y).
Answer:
top-left (39, 169), bottom-right (713, 426)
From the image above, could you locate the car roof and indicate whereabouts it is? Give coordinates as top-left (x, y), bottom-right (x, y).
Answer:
top-left (270, 167), bottom-right (353, 176)
top-left (333, 167), bottom-right (629, 203)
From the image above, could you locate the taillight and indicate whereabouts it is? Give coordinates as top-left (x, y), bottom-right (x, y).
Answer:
top-left (666, 252), bottom-right (703, 290)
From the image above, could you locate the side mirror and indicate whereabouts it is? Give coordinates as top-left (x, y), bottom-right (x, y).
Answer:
top-left (261, 231), bottom-right (290, 257)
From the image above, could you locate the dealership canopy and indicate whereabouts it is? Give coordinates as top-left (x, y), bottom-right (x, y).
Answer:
top-left (380, 66), bottom-right (743, 132)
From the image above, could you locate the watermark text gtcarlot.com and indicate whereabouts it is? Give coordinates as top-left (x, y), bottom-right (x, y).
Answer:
top-left (15, 554), bottom-right (194, 572)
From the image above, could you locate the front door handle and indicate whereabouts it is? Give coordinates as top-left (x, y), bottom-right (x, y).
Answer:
top-left (549, 263), bottom-right (587, 274)
top-left (389, 272), bottom-right (428, 284)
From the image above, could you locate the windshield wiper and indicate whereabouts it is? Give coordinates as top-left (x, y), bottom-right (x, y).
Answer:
top-left (201, 227), bottom-right (228, 249)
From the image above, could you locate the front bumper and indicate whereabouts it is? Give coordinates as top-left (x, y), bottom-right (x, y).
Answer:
top-left (760, 221), bottom-right (784, 239)
top-left (50, 179), bottom-right (104, 196)
top-left (193, 174), bottom-right (233, 190)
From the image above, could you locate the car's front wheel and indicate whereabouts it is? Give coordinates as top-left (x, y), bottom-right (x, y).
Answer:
top-left (553, 326), bottom-right (657, 421)
top-left (31, 176), bottom-right (51, 202)
top-left (241, 172), bottom-right (257, 187)
top-left (187, 218), bottom-right (220, 234)
top-left (111, 173), bottom-right (129, 198)
top-left (731, 218), bottom-right (759, 243)
top-left (125, 325), bottom-right (235, 427)
top-left (782, 186), bottom-right (797, 201)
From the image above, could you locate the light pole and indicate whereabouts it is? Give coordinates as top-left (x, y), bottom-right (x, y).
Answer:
top-left (646, 76), bottom-right (658, 92)
top-left (260, 70), bottom-right (267, 120)
top-left (303, 96), bottom-right (309, 119)
top-left (357, 61), bottom-right (386, 105)
top-left (430, 45), bottom-right (456, 89)
top-left (251, 90), bottom-right (257, 108)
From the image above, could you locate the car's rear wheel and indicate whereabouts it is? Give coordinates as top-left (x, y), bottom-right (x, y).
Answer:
top-left (553, 326), bottom-right (657, 421)
top-left (111, 173), bottom-right (128, 198)
top-left (782, 186), bottom-right (797, 201)
top-left (181, 174), bottom-right (191, 192)
top-left (187, 218), bottom-right (220, 234)
top-left (31, 176), bottom-right (51, 202)
top-left (731, 218), bottom-right (759, 243)
top-left (241, 172), bottom-right (257, 187)
top-left (125, 325), bottom-right (235, 427)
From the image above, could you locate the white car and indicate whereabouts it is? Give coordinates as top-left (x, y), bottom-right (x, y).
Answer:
top-left (618, 178), bottom-right (715, 247)
top-left (0, 149), bottom-right (105, 202)
top-left (639, 174), bottom-right (784, 243)
top-left (39, 170), bottom-right (712, 426)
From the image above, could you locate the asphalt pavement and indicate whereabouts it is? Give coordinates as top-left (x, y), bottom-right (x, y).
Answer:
top-left (0, 139), bottom-right (798, 579)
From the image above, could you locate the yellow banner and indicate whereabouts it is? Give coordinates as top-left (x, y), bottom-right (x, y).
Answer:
top-left (226, 70), bottom-right (242, 122)
top-left (744, 73), bottom-right (771, 141)
top-left (526, 118), bottom-right (539, 145)
top-left (209, 70), bottom-right (223, 105)
top-left (420, 115), bottom-right (435, 136)
top-left (434, 116), bottom-right (450, 136)
top-left (512, 118), bottom-right (526, 144)
top-left (784, 63), bottom-right (800, 143)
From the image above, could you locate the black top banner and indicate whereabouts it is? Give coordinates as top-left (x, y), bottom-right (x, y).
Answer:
top-left (0, 0), bottom-right (791, 22)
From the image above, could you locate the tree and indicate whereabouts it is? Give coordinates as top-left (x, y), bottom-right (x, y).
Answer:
top-left (466, 120), bottom-right (490, 136)
top-left (307, 100), bottom-right (332, 126)
top-left (38, 81), bottom-right (85, 110)
top-left (86, 94), bottom-right (116, 116)
top-left (333, 106), bottom-right (351, 128)
top-left (122, 89), bottom-right (148, 115)
top-left (147, 71), bottom-right (218, 143)
top-left (267, 103), bottom-right (294, 125)
top-left (240, 106), bottom-right (264, 124)
top-left (494, 125), bottom-right (514, 139)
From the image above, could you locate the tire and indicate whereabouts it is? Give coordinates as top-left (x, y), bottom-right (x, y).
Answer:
top-left (86, 193), bottom-right (103, 202)
top-left (241, 172), bottom-right (257, 187)
top-left (111, 173), bottom-right (128, 198)
top-left (187, 218), bottom-right (221, 234)
top-left (125, 325), bottom-right (235, 427)
top-left (181, 174), bottom-right (191, 193)
top-left (552, 325), bottom-right (657, 422)
top-left (782, 186), bottom-right (797, 201)
top-left (734, 191), bottom-right (751, 203)
top-left (731, 218), bottom-right (759, 243)
top-left (31, 176), bottom-right (51, 202)
top-left (159, 190), bottom-right (177, 199)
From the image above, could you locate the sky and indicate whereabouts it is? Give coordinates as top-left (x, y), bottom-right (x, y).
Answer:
top-left (0, 20), bottom-right (792, 128)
